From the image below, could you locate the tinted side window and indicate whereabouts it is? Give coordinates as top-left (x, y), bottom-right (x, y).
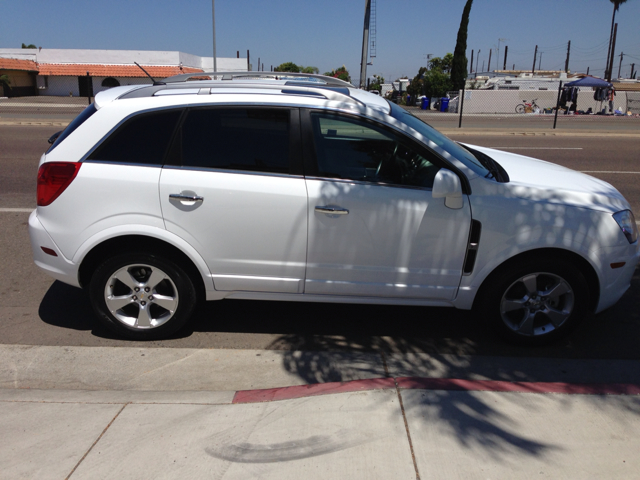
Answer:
top-left (180, 108), bottom-right (290, 174)
top-left (47, 103), bottom-right (97, 153)
top-left (88, 109), bottom-right (181, 165)
top-left (310, 113), bottom-right (441, 188)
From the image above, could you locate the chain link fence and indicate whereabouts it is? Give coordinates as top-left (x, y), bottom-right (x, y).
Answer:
top-left (406, 85), bottom-right (640, 130)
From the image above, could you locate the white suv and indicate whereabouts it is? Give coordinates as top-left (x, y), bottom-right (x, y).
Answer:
top-left (29, 72), bottom-right (639, 343)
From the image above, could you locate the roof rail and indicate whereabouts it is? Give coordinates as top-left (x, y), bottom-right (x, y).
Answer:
top-left (162, 71), bottom-right (354, 88)
top-left (117, 80), bottom-right (365, 107)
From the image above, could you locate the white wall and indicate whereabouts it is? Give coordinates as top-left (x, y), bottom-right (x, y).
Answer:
top-left (460, 89), bottom-right (628, 114)
top-left (0, 48), bottom-right (249, 70)
top-left (42, 76), bottom-right (152, 97)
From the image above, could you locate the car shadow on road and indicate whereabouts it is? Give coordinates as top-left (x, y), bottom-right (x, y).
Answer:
top-left (37, 264), bottom-right (640, 359)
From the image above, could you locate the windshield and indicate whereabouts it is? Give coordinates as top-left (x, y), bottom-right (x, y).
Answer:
top-left (388, 101), bottom-right (490, 177)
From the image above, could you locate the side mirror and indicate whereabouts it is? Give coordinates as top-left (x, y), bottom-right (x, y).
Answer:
top-left (432, 169), bottom-right (463, 209)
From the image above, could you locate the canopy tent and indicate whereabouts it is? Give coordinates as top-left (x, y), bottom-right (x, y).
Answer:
top-left (553, 76), bottom-right (614, 128)
top-left (563, 76), bottom-right (612, 88)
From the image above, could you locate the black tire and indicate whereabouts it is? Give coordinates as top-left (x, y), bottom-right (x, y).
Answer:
top-left (478, 258), bottom-right (589, 345)
top-left (515, 104), bottom-right (526, 114)
top-left (89, 252), bottom-right (198, 340)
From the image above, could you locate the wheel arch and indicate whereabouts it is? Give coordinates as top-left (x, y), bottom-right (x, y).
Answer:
top-left (78, 235), bottom-right (207, 301)
top-left (472, 248), bottom-right (600, 312)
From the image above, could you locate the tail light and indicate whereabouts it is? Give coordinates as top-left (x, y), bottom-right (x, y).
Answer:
top-left (37, 162), bottom-right (82, 206)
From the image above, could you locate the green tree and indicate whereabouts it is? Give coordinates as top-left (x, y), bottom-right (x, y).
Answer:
top-left (429, 54), bottom-right (454, 74)
top-left (369, 74), bottom-right (384, 91)
top-left (450, 0), bottom-right (473, 90)
top-left (274, 62), bottom-right (302, 73)
top-left (324, 65), bottom-right (351, 83)
top-left (301, 66), bottom-right (319, 74)
top-left (21, 43), bottom-right (37, 49)
top-left (407, 56), bottom-right (454, 98)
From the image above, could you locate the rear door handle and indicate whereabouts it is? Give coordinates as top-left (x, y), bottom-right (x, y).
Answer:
top-left (169, 193), bottom-right (204, 203)
top-left (315, 206), bottom-right (349, 215)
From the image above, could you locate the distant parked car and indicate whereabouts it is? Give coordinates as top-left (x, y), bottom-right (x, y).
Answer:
top-left (30, 72), bottom-right (639, 343)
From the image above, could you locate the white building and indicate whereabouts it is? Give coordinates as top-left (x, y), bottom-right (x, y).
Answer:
top-left (0, 48), bottom-right (248, 97)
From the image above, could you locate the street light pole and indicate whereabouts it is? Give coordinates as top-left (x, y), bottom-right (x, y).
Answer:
top-left (212, 0), bottom-right (217, 74)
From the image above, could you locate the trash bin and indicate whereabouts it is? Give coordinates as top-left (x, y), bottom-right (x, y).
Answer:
top-left (421, 97), bottom-right (430, 110)
top-left (440, 97), bottom-right (450, 112)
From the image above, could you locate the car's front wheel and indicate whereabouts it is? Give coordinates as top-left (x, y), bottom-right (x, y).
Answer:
top-left (480, 259), bottom-right (589, 344)
top-left (89, 253), bottom-right (198, 340)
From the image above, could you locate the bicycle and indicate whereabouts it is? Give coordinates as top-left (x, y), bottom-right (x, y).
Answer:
top-left (515, 98), bottom-right (541, 114)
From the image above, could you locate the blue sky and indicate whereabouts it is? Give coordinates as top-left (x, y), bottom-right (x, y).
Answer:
top-left (3, 0), bottom-right (640, 83)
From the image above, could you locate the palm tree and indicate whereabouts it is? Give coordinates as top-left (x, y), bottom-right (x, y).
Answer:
top-left (605, 0), bottom-right (628, 80)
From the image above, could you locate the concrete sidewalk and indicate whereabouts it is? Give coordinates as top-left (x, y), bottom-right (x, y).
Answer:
top-left (2, 345), bottom-right (640, 479)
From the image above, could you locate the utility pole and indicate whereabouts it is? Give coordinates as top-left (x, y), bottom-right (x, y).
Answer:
top-left (565, 41), bottom-right (571, 73)
top-left (618, 52), bottom-right (624, 79)
top-left (606, 24), bottom-right (618, 81)
top-left (487, 49), bottom-right (492, 72)
top-left (212, 0), bottom-right (217, 74)
top-left (359, 0), bottom-right (372, 89)
top-left (532, 45), bottom-right (538, 74)
top-left (470, 49), bottom-right (474, 73)
top-left (247, 50), bottom-right (250, 71)
top-left (538, 51), bottom-right (543, 71)
top-left (503, 45), bottom-right (508, 70)
top-left (475, 49), bottom-right (480, 74)
top-left (631, 63), bottom-right (636, 79)
top-left (497, 38), bottom-right (507, 71)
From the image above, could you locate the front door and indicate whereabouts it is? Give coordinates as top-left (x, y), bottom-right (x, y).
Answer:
top-left (303, 111), bottom-right (471, 300)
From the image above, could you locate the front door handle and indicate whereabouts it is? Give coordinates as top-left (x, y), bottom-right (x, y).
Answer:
top-left (315, 206), bottom-right (349, 215)
top-left (169, 193), bottom-right (204, 203)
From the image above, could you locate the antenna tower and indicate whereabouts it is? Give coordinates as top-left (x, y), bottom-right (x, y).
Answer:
top-left (369, 0), bottom-right (377, 58)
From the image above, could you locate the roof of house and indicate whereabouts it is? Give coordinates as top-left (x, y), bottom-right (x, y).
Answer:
top-left (612, 81), bottom-right (640, 92)
top-left (0, 58), bottom-right (38, 72)
top-left (36, 64), bottom-right (203, 77)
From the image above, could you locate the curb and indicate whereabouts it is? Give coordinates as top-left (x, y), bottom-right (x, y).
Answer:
top-left (231, 376), bottom-right (640, 404)
top-left (0, 120), bottom-right (69, 126)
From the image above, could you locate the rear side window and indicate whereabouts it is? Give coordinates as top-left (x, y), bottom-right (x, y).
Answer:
top-left (177, 108), bottom-right (291, 174)
top-left (47, 103), bottom-right (97, 153)
top-left (88, 109), bottom-right (182, 165)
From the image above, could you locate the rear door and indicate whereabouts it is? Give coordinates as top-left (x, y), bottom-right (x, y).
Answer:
top-left (159, 107), bottom-right (308, 294)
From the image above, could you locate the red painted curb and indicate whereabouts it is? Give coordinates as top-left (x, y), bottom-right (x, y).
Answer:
top-left (396, 377), bottom-right (640, 396)
top-left (232, 377), bottom-right (640, 404)
top-left (232, 377), bottom-right (396, 404)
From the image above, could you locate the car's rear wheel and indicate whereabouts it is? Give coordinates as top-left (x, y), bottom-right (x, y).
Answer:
top-left (480, 259), bottom-right (589, 344)
top-left (89, 253), bottom-right (197, 340)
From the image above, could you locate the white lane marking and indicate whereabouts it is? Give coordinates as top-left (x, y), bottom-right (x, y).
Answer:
top-left (489, 147), bottom-right (583, 150)
top-left (581, 171), bottom-right (640, 174)
top-left (0, 208), bottom-right (34, 212)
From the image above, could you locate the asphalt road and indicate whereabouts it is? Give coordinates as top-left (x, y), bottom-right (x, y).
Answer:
top-left (1, 125), bottom-right (639, 361)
